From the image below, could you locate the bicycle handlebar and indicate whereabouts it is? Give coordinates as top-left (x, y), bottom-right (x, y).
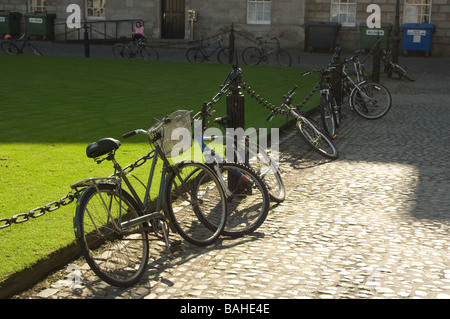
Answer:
top-left (266, 85), bottom-right (297, 121)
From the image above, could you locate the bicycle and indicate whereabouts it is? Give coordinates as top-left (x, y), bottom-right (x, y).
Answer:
top-left (266, 85), bottom-right (338, 160)
top-left (190, 107), bottom-right (271, 237)
top-left (1, 33), bottom-right (42, 56)
top-left (71, 110), bottom-right (227, 287)
top-left (186, 35), bottom-right (230, 63)
top-left (112, 36), bottom-right (159, 61)
top-left (339, 53), bottom-right (392, 120)
top-left (242, 35), bottom-right (292, 67)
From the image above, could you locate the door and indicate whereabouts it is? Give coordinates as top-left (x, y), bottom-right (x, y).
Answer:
top-left (162, 0), bottom-right (185, 39)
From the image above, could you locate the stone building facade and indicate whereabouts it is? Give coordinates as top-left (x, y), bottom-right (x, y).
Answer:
top-left (1, 0), bottom-right (449, 55)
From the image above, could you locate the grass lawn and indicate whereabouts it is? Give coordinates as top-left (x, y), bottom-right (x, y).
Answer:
top-left (0, 54), bottom-right (320, 285)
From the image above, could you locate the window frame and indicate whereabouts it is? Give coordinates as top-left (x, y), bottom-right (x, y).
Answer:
top-left (247, 0), bottom-right (272, 25)
top-left (403, 0), bottom-right (432, 24)
top-left (86, 0), bottom-right (106, 20)
top-left (29, 0), bottom-right (47, 12)
top-left (330, 0), bottom-right (357, 28)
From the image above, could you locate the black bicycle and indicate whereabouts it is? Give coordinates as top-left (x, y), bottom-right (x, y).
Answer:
top-left (112, 36), bottom-right (159, 61)
top-left (242, 35), bottom-right (292, 67)
top-left (1, 33), bottom-right (42, 56)
top-left (186, 35), bottom-right (230, 63)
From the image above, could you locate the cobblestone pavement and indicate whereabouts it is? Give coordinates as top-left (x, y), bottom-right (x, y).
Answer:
top-left (14, 50), bottom-right (450, 299)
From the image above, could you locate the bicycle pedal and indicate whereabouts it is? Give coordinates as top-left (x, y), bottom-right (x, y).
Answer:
top-left (169, 240), bottom-right (184, 254)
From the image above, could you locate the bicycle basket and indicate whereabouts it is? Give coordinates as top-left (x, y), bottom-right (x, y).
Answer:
top-left (151, 110), bottom-right (192, 157)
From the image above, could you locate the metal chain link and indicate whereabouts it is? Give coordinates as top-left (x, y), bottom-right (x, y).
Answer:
top-left (241, 81), bottom-right (321, 115)
top-left (0, 190), bottom-right (82, 230)
top-left (241, 82), bottom-right (290, 115)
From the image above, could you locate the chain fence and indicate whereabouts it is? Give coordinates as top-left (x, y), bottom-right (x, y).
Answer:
top-left (1, 66), bottom-right (322, 230)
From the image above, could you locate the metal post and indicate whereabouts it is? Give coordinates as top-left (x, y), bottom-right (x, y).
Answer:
top-left (331, 45), bottom-right (342, 107)
top-left (83, 21), bottom-right (90, 58)
top-left (392, 0), bottom-right (401, 63)
top-left (228, 23), bottom-right (235, 64)
top-left (372, 36), bottom-right (381, 82)
top-left (226, 63), bottom-right (244, 164)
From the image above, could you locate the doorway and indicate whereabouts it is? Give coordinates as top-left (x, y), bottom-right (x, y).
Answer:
top-left (161, 0), bottom-right (185, 39)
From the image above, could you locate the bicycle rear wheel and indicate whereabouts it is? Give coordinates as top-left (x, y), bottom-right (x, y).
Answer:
top-left (186, 47), bottom-right (205, 62)
top-left (165, 161), bottom-right (227, 246)
top-left (74, 183), bottom-right (149, 287)
top-left (112, 44), bottom-right (131, 59)
top-left (242, 47), bottom-right (262, 65)
top-left (276, 49), bottom-right (292, 67)
top-left (1, 42), bottom-right (18, 55)
top-left (140, 45), bottom-right (159, 61)
top-left (351, 81), bottom-right (392, 120)
top-left (295, 115), bottom-right (338, 160)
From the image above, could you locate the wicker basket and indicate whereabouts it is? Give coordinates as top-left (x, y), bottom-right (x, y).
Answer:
top-left (151, 110), bottom-right (192, 157)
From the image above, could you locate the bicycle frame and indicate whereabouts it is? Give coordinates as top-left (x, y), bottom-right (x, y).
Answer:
top-left (257, 37), bottom-right (281, 57)
top-left (198, 39), bottom-right (223, 58)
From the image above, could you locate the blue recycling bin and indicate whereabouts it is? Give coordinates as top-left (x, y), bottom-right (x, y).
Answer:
top-left (402, 23), bottom-right (435, 56)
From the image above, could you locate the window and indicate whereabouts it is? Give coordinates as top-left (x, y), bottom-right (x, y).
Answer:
top-left (330, 0), bottom-right (357, 27)
top-left (87, 0), bottom-right (106, 19)
top-left (29, 0), bottom-right (47, 12)
top-left (247, 0), bottom-right (271, 25)
top-left (403, 0), bottom-right (432, 23)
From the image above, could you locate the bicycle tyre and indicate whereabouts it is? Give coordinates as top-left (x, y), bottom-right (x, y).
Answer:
top-left (1, 42), bottom-right (18, 55)
top-left (351, 81), bottom-right (392, 120)
top-left (242, 47), bottom-right (262, 65)
top-left (186, 47), bottom-right (205, 62)
top-left (165, 161), bottom-right (227, 246)
top-left (393, 64), bottom-right (415, 82)
top-left (295, 115), bottom-right (338, 160)
top-left (140, 45), bottom-right (159, 61)
top-left (276, 49), bottom-right (292, 67)
top-left (27, 43), bottom-right (42, 56)
top-left (216, 162), bottom-right (269, 237)
top-left (244, 137), bottom-right (285, 203)
top-left (320, 93), bottom-right (337, 139)
top-left (112, 44), bottom-right (130, 59)
top-left (74, 183), bottom-right (149, 287)
top-left (217, 47), bottom-right (230, 64)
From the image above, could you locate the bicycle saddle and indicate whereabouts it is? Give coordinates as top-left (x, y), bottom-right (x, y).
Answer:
top-left (86, 138), bottom-right (121, 158)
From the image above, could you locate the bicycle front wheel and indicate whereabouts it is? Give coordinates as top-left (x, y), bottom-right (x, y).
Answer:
top-left (217, 47), bottom-right (230, 64)
top-left (295, 115), bottom-right (338, 160)
top-left (244, 138), bottom-right (285, 203)
top-left (320, 93), bottom-right (337, 139)
top-left (27, 43), bottom-right (42, 56)
top-left (140, 45), bottom-right (159, 61)
top-left (216, 163), bottom-right (269, 237)
top-left (351, 81), bottom-right (392, 120)
top-left (242, 47), bottom-right (262, 65)
top-left (1, 42), bottom-right (18, 55)
top-left (276, 49), bottom-right (292, 67)
top-left (112, 44), bottom-right (130, 59)
top-left (165, 161), bottom-right (227, 246)
top-left (74, 183), bottom-right (149, 287)
top-left (186, 47), bottom-right (205, 62)
top-left (393, 64), bottom-right (415, 82)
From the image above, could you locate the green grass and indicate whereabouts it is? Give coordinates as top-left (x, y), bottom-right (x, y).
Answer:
top-left (0, 55), bottom-right (320, 283)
